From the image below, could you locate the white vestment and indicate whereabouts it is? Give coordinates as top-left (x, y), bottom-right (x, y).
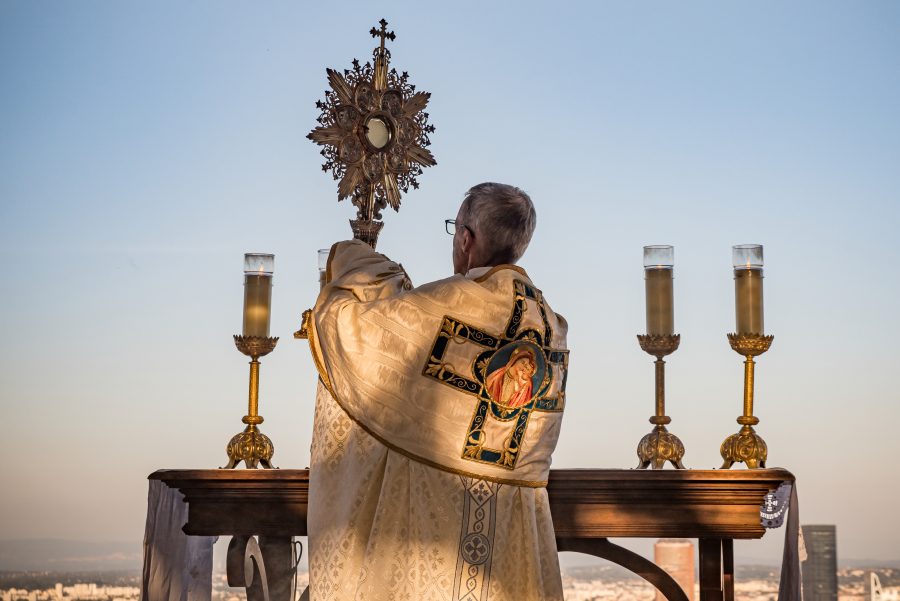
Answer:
top-left (307, 240), bottom-right (569, 601)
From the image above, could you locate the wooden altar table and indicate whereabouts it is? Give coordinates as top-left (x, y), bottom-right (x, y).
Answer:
top-left (149, 467), bottom-right (794, 601)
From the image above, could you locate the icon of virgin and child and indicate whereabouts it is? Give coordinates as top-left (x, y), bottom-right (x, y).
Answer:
top-left (484, 344), bottom-right (541, 408)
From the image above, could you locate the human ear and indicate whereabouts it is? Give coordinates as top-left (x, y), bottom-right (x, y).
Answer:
top-left (460, 229), bottom-right (475, 253)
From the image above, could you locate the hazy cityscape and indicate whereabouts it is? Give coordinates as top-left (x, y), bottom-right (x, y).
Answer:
top-left (2, 564), bottom-right (898, 601)
top-left (3, 527), bottom-right (899, 600)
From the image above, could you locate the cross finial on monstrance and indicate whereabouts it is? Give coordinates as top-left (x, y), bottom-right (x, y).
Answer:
top-left (307, 20), bottom-right (436, 249)
top-left (370, 18), bottom-right (395, 52)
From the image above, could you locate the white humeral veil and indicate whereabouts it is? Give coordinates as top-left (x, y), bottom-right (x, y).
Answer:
top-left (307, 240), bottom-right (568, 601)
top-left (141, 480), bottom-right (216, 601)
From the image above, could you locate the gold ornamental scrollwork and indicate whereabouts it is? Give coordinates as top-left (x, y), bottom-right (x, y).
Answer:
top-left (308, 19), bottom-right (436, 248)
top-left (637, 425), bottom-right (686, 470)
top-left (720, 425), bottom-right (768, 469)
top-left (234, 335), bottom-right (279, 358)
top-left (224, 426), bottom-right (275, 470)
top-left (637, 334), bottom-right (681, 358)
top-left (727, 333), bottom-right (774, 357)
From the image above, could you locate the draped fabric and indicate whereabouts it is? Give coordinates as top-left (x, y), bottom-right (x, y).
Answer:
top-left (307, 240), bottom-right (569, 601)
top-left (140, 480), bottom-right (216, 601)
top-left (778, 484), bottom-right (802, 601)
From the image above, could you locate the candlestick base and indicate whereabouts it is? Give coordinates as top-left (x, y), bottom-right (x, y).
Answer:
top-left (720, 424), bottom-right (768, 469)
top-left (223, 425), bottom-right (275, 469)
top-left (350, 219), bottom-right (384, 249)
top-left (636, 424), bottom-right (686, 470)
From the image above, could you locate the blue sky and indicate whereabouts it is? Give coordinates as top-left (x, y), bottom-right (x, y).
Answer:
top-left (1, 1), bottom-right (899, 564)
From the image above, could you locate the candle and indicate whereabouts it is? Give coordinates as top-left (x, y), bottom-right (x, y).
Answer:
top-left (242, 253), bottom-right (274, 338)
top-left (643, 245), bottom-right (674, 336)
top-left (318, 248), bottom-right (329, 291)
top-left (733, 245), bottom-right (764, 335)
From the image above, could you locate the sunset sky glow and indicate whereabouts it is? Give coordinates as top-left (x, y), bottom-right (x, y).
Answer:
top-left (1, 1), bottom-right (899, 564)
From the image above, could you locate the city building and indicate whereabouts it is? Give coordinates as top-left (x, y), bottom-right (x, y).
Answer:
top-left (654, 538), bottom-right (695, 601)
top-left (871, 572), bottom-right (884, 601)
top-left (802, 524), bottom-right (838, 601)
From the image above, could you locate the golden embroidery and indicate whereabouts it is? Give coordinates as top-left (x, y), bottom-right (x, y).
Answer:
top-left (452, 478), bottom-right (499, 600)
top-left (422, 279), bottom-right (568, 470)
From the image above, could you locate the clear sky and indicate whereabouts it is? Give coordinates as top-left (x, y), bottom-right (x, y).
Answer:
top-left (1, 1), bottom-right (898, 565)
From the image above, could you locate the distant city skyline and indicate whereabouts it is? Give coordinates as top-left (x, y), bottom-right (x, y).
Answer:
top-left (4, 565), bottom-right (900, 601)
top-left (1, 1), bottom-right (899, 564)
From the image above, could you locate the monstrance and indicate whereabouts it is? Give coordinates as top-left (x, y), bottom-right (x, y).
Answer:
top-left (308, 19), bottom-right (437, 249)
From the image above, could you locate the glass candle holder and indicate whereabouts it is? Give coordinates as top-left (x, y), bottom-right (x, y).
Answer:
top-left (732, 244), bottom-right (764, 335)
top-left (243, 253), bottom-right (275, 338)
top-left (732, 244), bottom-right (763, 269)
top-left (644, 245), bottom-right (674, 336)
top-left (318, 248), bottom-right (329, 290)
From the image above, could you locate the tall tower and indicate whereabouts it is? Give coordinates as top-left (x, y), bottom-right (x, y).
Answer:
top-left (655, 538), bottom-right (695, 601)
top-left (870, 572), bottom-right (883, 601)
top-left (801, 524), bottom-right (838, 601)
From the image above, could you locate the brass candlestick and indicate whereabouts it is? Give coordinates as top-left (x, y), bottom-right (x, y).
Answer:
top-left (635, 334), bottom-right (685, 469)
top-left (223, 335), bottom-right (279, 469)
top-left (720, 333), bottom-right (774, 469)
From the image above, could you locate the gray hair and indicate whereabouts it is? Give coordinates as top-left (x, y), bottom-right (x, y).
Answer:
top-left (460, 182), bottom-right (537, 265)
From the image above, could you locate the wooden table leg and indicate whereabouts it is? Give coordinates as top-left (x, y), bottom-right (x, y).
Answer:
top-left (227, 536), bottom-right (297, 601)
top-left (699, 538), bottom-right (724, 601)
top-left (259, 537), bottom-right (296, 601)
top-left (557, 537), bottom-right (688, 601)
top-left (227, 536), bottom-right (269, 601)
top-left (722, 539), bottom-right (734, 601)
